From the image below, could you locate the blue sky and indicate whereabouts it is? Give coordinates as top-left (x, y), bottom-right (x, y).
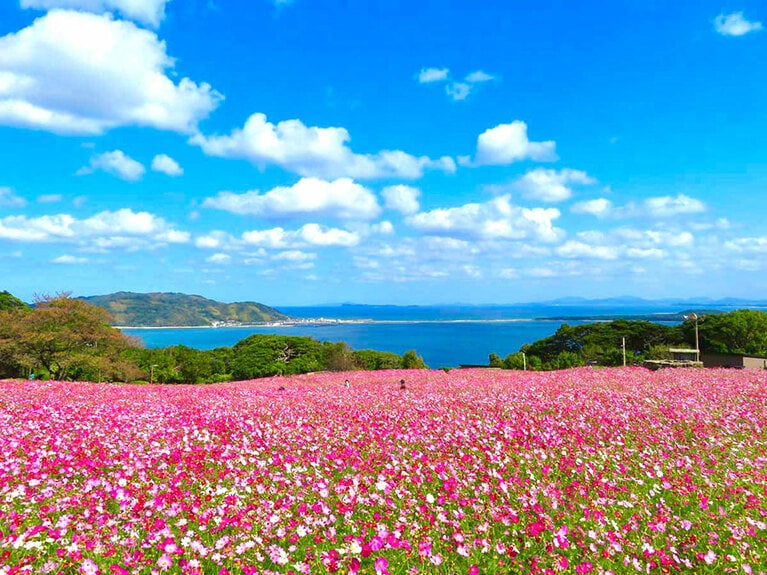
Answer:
top-left (0, 0), bottom-right (765, 305)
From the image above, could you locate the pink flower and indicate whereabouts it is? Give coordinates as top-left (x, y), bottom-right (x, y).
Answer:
top-left (375, 557), bottom-right (390, 575)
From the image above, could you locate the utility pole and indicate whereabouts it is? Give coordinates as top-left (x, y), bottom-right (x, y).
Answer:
top-left (522, 352), bottom-right (527, 371)
top-left (622, 337), bottom-right (626, 367)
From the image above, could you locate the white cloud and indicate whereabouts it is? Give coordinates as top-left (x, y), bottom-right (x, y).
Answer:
top-left (51, 254), bottom-right (88, 264)
top-left (21, 0), bottom-right (169, 27)
top-left (382, 185), bottom-right (420, 215)
top-left (515, 168), bottom-right (596, 202)
top-left (446, 82), bottom-right (471, 101)
top-left (418, 67), bottom-right (449, 83)
top-left (237, 223), bottom-right (360, 249)
top-left (643, 194), bottom-right (705, 218)
top-left (0, 187), bottom-right (26, 207)
top-left (420, 68), bottom-right (496, 101)
top-left (299, 223), bottom-right (359, 247)
top-left (467, 121), bottom-right (557, 166)
top-left (571, 198), bottom-right (613, 218)
top-left (714, 12), bottom-right (763, 36)
top-left (191, 113), bottom-right (454, 180)
top-left (206, 253), bottom-right (231, 264)
top-left (0, 10), bottom-right (222, 135)
top-left (204, 177), bottom-right (381, 220)
top-left (571, 194), bottom-right (705, 219)
top-left (465, 70), bottom-right (495, 83)
top-left (151, 154), bottom-right (183, 176)
top-left (406, 194), bottom-right (563, 242)
top-left (0, 208), bottom-right (188, 248)
top-left (556, 240), bottom-right (619, 260)
top-left (77, 150), bottom-right (145, 181)
top-left (724, 237), bottom-right (767, 253)
top-left (273, 250), bottom-right (315, 262)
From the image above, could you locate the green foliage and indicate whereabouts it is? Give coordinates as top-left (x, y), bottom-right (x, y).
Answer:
top-left (401, 349), bottom-right (428, 369)
top-left (352, 349), bottom-right (403, 370)
top-left (516, 320), bottom-right (685, 369)
top-left (502, 352), bottom-right (526, 370)
top-left (0, 293), bottom-right (140, 380)
top-left (694, 309), bottom-right (767, 355)
top-left (488, 353), bottom-right (503, 368)
top-left (0, 290), bottom-right (27, 311)
top-left (230, 335), bottom-right (324, 379)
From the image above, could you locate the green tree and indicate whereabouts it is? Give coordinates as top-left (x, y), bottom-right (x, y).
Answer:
top-left (230, 335), bottom-right (323, 379)
top-left (0, 293), bottom-right (140, 380)
top-left (488, 353), bottom-right (503, 368)
top-left (401, 349), bottom-right (427, 369)
top-left (0, 290), bottom-right (27, 311)
top-left (695, 310), bottom-right (767, 355)
top-left (353, 349), bottom-right (403, 370)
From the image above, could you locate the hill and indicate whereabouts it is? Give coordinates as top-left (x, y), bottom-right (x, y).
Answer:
top-left (82, 292), bottom-right (291, 327)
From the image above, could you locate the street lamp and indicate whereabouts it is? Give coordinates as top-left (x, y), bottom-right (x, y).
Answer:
top-left (683, 313), bottom-right (703, 362)
top-left (149, 364), bottom-right (159, 384)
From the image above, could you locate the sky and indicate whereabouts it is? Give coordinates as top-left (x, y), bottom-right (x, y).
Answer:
top-left (0, 0), bottom-right (766, 306)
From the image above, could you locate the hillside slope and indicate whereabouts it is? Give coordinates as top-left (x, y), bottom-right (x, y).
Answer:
top-left (82, 292), bottom-right (291, 327)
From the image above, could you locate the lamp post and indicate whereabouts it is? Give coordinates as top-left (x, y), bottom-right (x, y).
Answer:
top-left (683, 313), bottom-right (701, 362)
top-left (149, 364), bottom-right (158, 384)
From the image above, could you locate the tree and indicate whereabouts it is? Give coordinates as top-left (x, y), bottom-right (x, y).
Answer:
top-left (695, 310), bottom-right (767, 355)
top-left (401, 349), bottom-right (427, 369)
top-left (0, 290), bottom-right (27, 311)
top-left (0, 293), bottom-right (140, 380)
top-left (488, 353), bottom-right (503, 368)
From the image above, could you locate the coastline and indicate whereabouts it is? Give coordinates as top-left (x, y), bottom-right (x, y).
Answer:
top-left (115, 318), bottom-right (563, 330)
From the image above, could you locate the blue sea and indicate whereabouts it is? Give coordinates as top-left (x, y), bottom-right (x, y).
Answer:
top-left (121, 303), bottom-right (686, 368)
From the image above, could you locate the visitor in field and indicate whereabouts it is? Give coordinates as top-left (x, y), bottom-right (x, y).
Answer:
top-left (344, 379), bottom-right (350, 388)
top-left (400, 379), bottom-right (406, 390)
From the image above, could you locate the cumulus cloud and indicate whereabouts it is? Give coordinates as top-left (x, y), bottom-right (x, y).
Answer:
top-left (382, 185), bottom-right (420, 215)
top-left (714, 12), bottom-right (763, 36)
top-left (644, 194), bottom-right (706, 218)
top-left (196, 223), bottom-right (361, 252)
top-left (571, 198), bottom-right (613, 218)
top-left (21, 0), bottom-right (169, 27)
top-left (406, 194), bottom-right (563, 243)
top-left (0, 10), bottom-right (222, 135)
top-left (206, 253), bottom-right (231, 264)
top-left (77, 150), bottom-right (145, 181)
top-left (51, 254), bottom-right (88, 264)
top-left (465, 121), bottom-right (557, 166)
top-left (571, 194), bottom-right (705, 219)
top-left (0, 187), bottom-right (26, 207)
top-left (204, 177), bottom-right (381, 220)
top-left (191, 113), bottom-right (454, 180)
top-left (417, 67), bottom-right (449, 83)
top-left (0, 208), bottom-right (189, 248)
top-left (151, 154), bottom-right (183, 176)
top-left (241, 223), bottom-right (360, 248)
top-left (515, 168), bottom-right (596, 202)
top-left (556, 240), bottom-right (619, 260)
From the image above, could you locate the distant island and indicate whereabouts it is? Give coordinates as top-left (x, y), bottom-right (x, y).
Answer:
top-left (82, 292), bottom-right (292, 327)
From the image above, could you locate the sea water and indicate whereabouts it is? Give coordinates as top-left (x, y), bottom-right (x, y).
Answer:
top-left (121, 304), bottom-right (683, 368)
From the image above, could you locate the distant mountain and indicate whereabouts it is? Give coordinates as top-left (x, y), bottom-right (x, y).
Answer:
top-left (82, 292), bottom-right (291, 327)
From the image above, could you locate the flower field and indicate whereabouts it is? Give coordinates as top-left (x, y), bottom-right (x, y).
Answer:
top-left (1, 368), bottom-right (767, 574)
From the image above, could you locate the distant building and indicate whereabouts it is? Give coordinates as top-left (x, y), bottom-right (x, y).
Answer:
top-left (701, 353), bottom-right (767, 370)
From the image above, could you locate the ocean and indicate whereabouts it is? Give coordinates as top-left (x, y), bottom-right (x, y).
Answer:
top-left (121, 303), bottom-right (685, 368)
